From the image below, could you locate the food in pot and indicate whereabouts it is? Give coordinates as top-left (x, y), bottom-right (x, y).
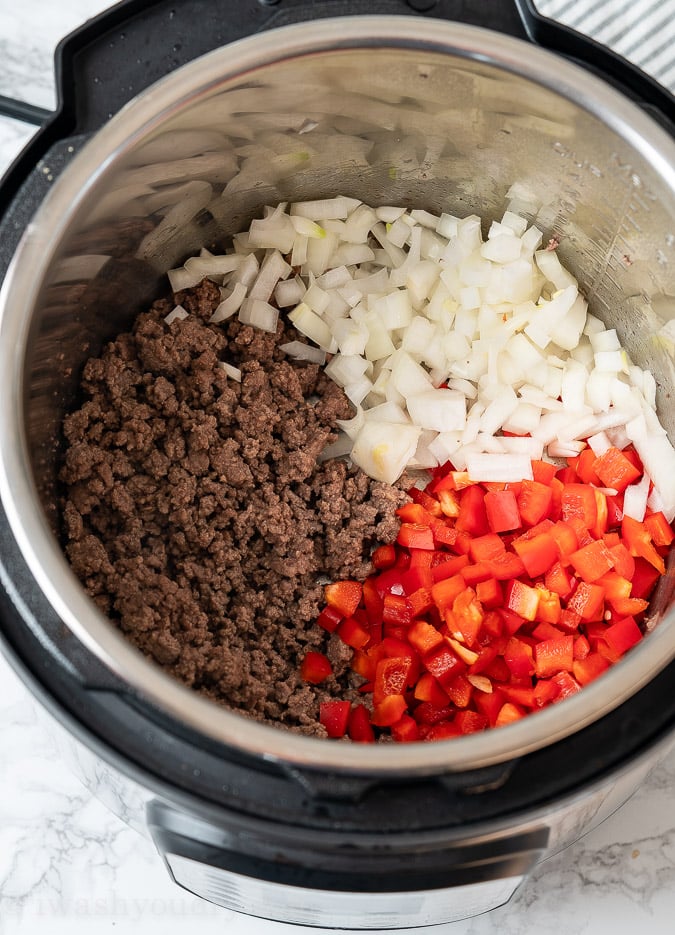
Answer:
top-left (59, 197), bottom-right (675, 739)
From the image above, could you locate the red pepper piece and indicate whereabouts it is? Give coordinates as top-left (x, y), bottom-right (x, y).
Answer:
top-left (325, 580), bottom-right (363, 617)
top-left (572, 447), bottom-right (602, 485)
top-left (505, 579), bottom-right (540, 621)
top-left (374, 656), bottom-right (413, 704)
top-left (372, 543), bottom-right (397, 570)
top-left (593, 447), bottom-right (641, 492)
top-left (496, 702), bottom-right (525, 727)
top-left (362, 576), bottom-right (384, 627)
top-left (408, 486), bottom-right (443, 517)
top-left (407, 619), bottom-right (445, 655)
top-left (532, 459), bottom-right (558, 485)
top-left (422, 644), bottom-right (465, 686)
top-left (382, 593), bottom-right (413, 628)
top-left (461, 562), bottom-right (493, 586)
top-left (444, 674), bottom-right (473, 708)
top-left (371, 694), bottom-right (408, 727)
top-left (397, 522), bottom-right (435, 551)
top-left (533, 679), bottom-right (561, 707)
top-left (300, 651), bottom-right (333, 684)
top-left (512, 532), bottom-right (558, 577)
top-left (474, 686), bottom-right (506, 726)
top-left (603, 615), bottom-right (643, 656)
top-left (558, 607), bottom-right (582, 632)
top-left (567, 581), bottom-right (605, 621)
top-left (396, 502), bottom-right (435, 525)
top-left (534, 586), bottom-right (562, 624)
top-left (407, 587), bottom-right (434, 618)
top-left (621, 515), bottom-right (666, 574)
top-left (573, 652), bottom-right (611, 686)
top-left (544, 561), bottom-right (574, 599)
top-left (608, 542), bottom-right (635, 580)
top-left (423, 722), bottom-right (463, 741)
top-left (503, 636), bottom-right (535, 679)
top-left (548, 521), bottom-right (579, 559)
top-left (431, 553), bottom-right (470, 582)
top-left (320, 700), bottom-right (351, 738)
top-left (413, 701), bottom-right (454, 725)
top-left (469, 533), bottom-right (506, 563)
top-left (484, 489), bottom-right (521, 534)
top-left (375, 568), bottom-right (406, 597)
top-left (573, 634), bottom-right (591, 660)
top-left (348, 704), bottom-right (376, 743)
top-left (551, 670), bottom-right (582, 702)
top-left (476, 576), bottom-right (503, 609)
top-left (337, 616), bottom-right (371, 650)
top-left (630, 557), bottom-right (661, 599)
top-left (561, 483), bottom-right (598, 530)
top-left (517, 479), bottom-right (553, 527)
top-left (400, 563), bottom-right (432, 595)
top-left (533, 635), bottom-right (574, 678)
top-left (414, 672), bottom-right (451, 706)
top-left (456, 484), bottom-right (490, 536)
top-left (437, 489), bottom-right (461, 518)
top-left (390, 713), bottom-right (421, 743)
top-left (644, 511), bottom-right (675, 547)
top-left (455, 709), bottom-right (489, 734)
top-left (430, 574), bottom-right (466, 612)
top-left (609, 596), bottom-right (649, 616)
top-left (596, 571), bottom-right (631, 602)
top-left (500, 684), bottom-right (538, 708)
top-left (487, 551), bottom-right (526, 580)
top-left (430, 520), bottom-right (460, 549)
top-left (568, 539), bottom-right (615, 583)
top-left (316, 604), bottom-right (343, 633)
top-left (499, 607), bottom-right (528, 636)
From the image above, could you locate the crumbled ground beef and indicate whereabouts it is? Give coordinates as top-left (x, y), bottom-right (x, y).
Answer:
top-left (59, 279), bottom-right (408, 734)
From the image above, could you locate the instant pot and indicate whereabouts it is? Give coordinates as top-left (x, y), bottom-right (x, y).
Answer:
top-left (1, 0), bottom-right (675, 928)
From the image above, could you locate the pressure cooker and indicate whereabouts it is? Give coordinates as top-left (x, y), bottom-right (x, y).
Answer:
top-left (1, 0), bottom-right (675, 928)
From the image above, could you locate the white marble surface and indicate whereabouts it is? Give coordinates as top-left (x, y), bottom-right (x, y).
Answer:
top-left (2, 3), bottom-right (675, 933)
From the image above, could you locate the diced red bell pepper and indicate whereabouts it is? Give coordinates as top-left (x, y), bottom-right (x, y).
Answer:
top-left (408, 586), bottom-right (435, 618)
top-left (448, 588), bottom-right (484, 645)
top-left (608, 542), bottom-right (635, 580)
top-left (474, 686), bottom-right (507, 726)
top-left (644, 511), bottom-right (675, 547)
top-left (337, 616), bottom-right (371, 650)
top-left (603, 615), bottom-right (643, 656)
top-left (396, 502), bottom-right (435, 526)
top-left (495, 702), bottom-right (526, 727)
top-left (382, 593), bottom-right (413, 627)
top-left (413, 701), bottom-right (453, 725)
top-left (545, 561), bottom-right (574, 599)
top-left (534, 586), bottom-right (561, 624)
top-left (422, 644), bottom-right (465, 686)
top-left (414, 672), bottom-right (451, 706)
top-left (505, 578), bottom-right (540, 621)
top-left (461, 562), bottom-right (493, 586)
top-left (374, 656), bottom-right (414, 703)
top-left (573, 652), bottom-right (610, 686)
top-left (469, 533), bottom-right (506, 563)
top-left (400, 563), bottom-right (432, 596)
top-left (371, 543), bottom-right (397, 570)
top-left (408, 486), bottom-right (443, 517)
top-left (567, 581), bottom-right (605, 621)
top-left (596, 571), bottom-right (631, 602)
top-left (609, 596), bottom-right (649, 616)
top-left (456, 484), bottom-right (490, 536)
top-left (390, 713), bottom-right (421, 743)
top-left (371, 694), bottom-right (408, 727)
top-left (431, 575), bottom-right (466, 612)
top-left (568, 539), bottom-right (615, 583)
top-left (476, 576), bottom-right (503, 609)
top-left (320, 700), bottom-right (351, 738)
top-left (362, 576), bottom-right (384, 627)
top-left (532, 459), bottom-right (558, 485)
top-left (533, 635), bottom-right (574, 678)
top-left (593, 447), bottom-right (641, 492)
top-left (444, 674), bottom-right (473, 708)
top-left (517, 479), bottom-right (553, 526)
top-left (437, 488), bottom-right (461, 518)
top-left (325, 580), bottom-right (362, 617)
top-left (533, 679), bottom-right (561, 706)
top-left (397, 522), bottom-right (435, 551)
top-left (407, 619), bottom-right (445, 655)
top-left (573, 633), bottom-right (591, 660)
top-left (571, 447), bottom-right (601, 485)
top-left (423, 722), bottom-right (463, 741)
top-left (561, 483), bottom-right (597, 530)
top-left (551, 670), bottom-right (582, 701)
top-left (431, 553), bottom-right (470, 582)
top-left (503, 636), bottom-right (535, 679)
top-left (548, 521), bottom-right (579, 559)
top-left (485, 489), bottom-right (521, 534)
top-left (499, 607), bottom-right (528, 636)
top-left (348, 704), bottom-right (376, 743)
top-left (300, 651), bottom-right (333, 684)
top-left (630, 557), bottom-right (661, 599)
top-left (533, 620), bottom-right (565, 642)
top-left (512, 532), bottom-right (558, 577)
top-left (621, 515), bottom-right (666, 574)
top-left (316, 604), bottom-right (343, 633)
top-left (487, 551), bottom-right (526, 580)
top-left (455, 709), bottom-right (489, 734)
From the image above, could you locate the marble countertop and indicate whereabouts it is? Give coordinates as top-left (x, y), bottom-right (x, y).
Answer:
top-left (1, 3), bottom-right (675, 933)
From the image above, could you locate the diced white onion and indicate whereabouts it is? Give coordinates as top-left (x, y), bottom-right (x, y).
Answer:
top-left (164, 305), bottom-right (189, 324)
top-left (279, 341), bottom-right (326, 364)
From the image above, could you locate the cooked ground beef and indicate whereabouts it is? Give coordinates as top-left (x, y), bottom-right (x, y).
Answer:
top-left (59, 279), bottom-right (408, 734)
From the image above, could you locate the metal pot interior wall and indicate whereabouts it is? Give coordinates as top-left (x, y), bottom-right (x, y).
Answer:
top-left (3, 19), bottom-right (675, 768)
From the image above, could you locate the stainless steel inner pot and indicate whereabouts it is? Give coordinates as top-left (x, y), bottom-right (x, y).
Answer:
top-left (1, 16), bottom-right (675, 774)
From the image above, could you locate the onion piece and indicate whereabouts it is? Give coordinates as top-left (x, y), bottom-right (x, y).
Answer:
top-left (164, 305), bottom-right (189, 325)
top-left (279, 341), bottom-right (326, 364)
top-left (466, 452), bottom-right (534, 483)
top-left (351, 421), bottom-right (422, 484)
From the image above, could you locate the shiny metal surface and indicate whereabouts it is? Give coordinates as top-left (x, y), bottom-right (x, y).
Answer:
top-left (1, 16), bottom-right (675, 773)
